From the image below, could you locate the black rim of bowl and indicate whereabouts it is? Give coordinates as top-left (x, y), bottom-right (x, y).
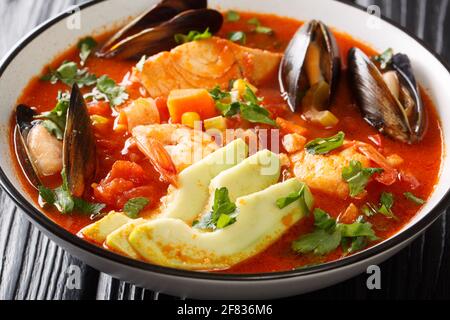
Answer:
top-left (0, 0), bottom-right (449, 282)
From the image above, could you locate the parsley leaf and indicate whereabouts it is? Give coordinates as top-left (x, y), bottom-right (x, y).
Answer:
top-left (305, 131), bottom-right (345, 155)
top-left (38, 169), bottom-right (105, 216)
top-left (292, 208), bottom-right (378, 256)
top-left (123, 197), bottom-right (150, 219)
top-left (342, 161), bottom-right (383, 198)
top-left (41, 61), bottom-right (97, 88)
top-left (96, 75), bottom-right (129, 107)
top-left (228, 31), bottom-right (247, 44)
top-left (193, 188), bottom-right (237, 230)
top-left (34, 91), bottom-right (70, 140)
top-left (78, 37), bottom-right (97, 66)
top-left (404, 192), bottom-right (425, 205)
top-left (226, 11), bottom-right (240, 22)
top-left (240, 103), bottom-right (276, 126)
top-left (174, 28), bottom-right (212, 44)
top-left (209, 86), bottom-right (231, 101)
top-left (247, 17), bottom-right (274, 35)
top-left (378, 192), bottom-right (397, 219)
top-left (373, 48), bottom-right (394, 70)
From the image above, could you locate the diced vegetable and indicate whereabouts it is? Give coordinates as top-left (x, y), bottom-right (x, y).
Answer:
top-left (276, 117), bottom-right (308, 135)
top-left (90, 115), bottom-right (109, 126)
top-left (228, 31), bottom-right (247, 44)
top-left (304, 109), bottom-right (339, 127)
top-left (338, 203), bottom-right (359, 224)
top-left (167, 89), bottom-right (217, 123)
top-left (204, 116), bottom-right (227, 131)
top-left (386, 154), bottom-right (404, 167)
top-left (232, 79), bottom-right (257, 99)
top-left (174, 28), bottom-right (212, 44)
top-left (181, 112), bottom-right (201, 129)
top-left (226, 11), bottom-right (240, 22)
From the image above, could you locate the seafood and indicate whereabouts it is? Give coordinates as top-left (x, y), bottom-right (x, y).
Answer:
top-left (348, 48), bottom-right (425, 144)
top-left (132, 124), bottom-right (219, 181)
top-left (139, 37), bottom-right (282, 97)
top-left (99, 0), bottom-right (207, 56)
top-left (291, 146), bottom-right (370, 199)
top-left (279, 20), bottom-right (341, 112)
top-left (15, 85), bottom-right (97, 197)
top-left (98, 8), bottom-right (223, 59)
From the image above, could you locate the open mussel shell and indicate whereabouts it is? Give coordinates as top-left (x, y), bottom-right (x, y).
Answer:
top-left (64, 84), bottom-right (97, 197)
top-left (348, 47), bottom-right (425, 144)
top-left (279, 20), bottom-right (341, 112)
top-left (98, 0), bottom-right (207, 57)
top-left (98, 8), bottom-right (223, 59)
top-left (14, 105), bottom-right (42, 189)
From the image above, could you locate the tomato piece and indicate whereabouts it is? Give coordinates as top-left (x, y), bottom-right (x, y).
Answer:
top-left (155, 96), bottom-right (170, 122)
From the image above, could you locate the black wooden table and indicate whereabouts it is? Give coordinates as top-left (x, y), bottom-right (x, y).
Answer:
top-left (1, 0), bottom-right (449, 300)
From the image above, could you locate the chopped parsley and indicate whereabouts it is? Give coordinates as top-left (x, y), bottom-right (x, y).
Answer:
top-left (38, 169), bottom-right (105, 216)
top-left (247, 17), bottom-right (274, 35)
top-left (378, 192), bottom-right (397, 219)
top-left (226, 11), bottom-right (240, 22)
top-left (228, 31), bottom-right (247, 44)
top-left (34, 91), bottom-right (70, 140)
top-left (209, 85), bottom-right (276, 126)
top-left (123, 197), bottom-right (150, 219)
top-left (276, 184), bottom-right (313, 216)
top-left (174, 28), bottom-right (212, 44)
top-left (193, 187), bottom-right (237, 230)
top-left (342, 161), bottom-right (383, 198)
top-left (305, 132), bottom-right (345, 155)
top-left (95, 75), bottom-right (129, 107)
top-left (41, 61), bottom-right (97, 88)
top-left (404, 192), bottom-right (426, 205)
top-left (77, 37), bottom-right (97, 66)
top-left (373, 48), bottom-right (394, 70)
top-left (292, 209), bottom-right (378, 256)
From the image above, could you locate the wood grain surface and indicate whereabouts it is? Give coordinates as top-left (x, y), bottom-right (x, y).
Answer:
top-left (0, 0), bottom-right (449, 300)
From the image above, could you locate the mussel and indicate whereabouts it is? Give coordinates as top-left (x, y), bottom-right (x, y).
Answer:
top-left (279, 20), bottom-right (341, 113)
top-left (97, 5), bottom-right (223, 59)
top-left (99, 0), bottom-right (207, 55)
top-left (14, 84), bottom-right (97, 197)
top-left (348, 48), bottom-right (425, 144)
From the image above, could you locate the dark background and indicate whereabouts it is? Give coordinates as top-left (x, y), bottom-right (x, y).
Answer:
top-left (0, 0), bottom-right (449, 300)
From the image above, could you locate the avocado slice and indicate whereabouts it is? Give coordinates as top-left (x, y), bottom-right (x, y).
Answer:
top-left (159, 138), bottom-right (248, 223)
top-left (105, 218), bottom-right (146, 259)
top-left (80, 211), bottom-right (130, 244)
top-left (129, 178), bottom-right (314, 270)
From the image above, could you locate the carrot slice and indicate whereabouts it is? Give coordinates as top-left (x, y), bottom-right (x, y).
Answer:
top-left (167, 89), bottom-right (217, 123)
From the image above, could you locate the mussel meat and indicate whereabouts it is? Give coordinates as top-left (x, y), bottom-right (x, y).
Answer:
top-left (348, 47), bottom-right (425, 144)
top-left (279, 20), bottom-right (341, 113)
top-left (99, 0), bottom-right (207, 56)
top-left (14, 84), bottom-right (97, 197)
top-left (97, 7), bottom-right (223, 59)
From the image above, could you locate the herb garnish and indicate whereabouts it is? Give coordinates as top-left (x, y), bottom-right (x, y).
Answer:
top-left (378, 192), bottom-right (397, 219)
top-left (404, 192), bottom-right (426, 205)
top-left (123, 197), bottom-right (150, 219)
top-left (77, 37), bottom-right (97, 66)
top-left (226, 11), bottom-right (240, 22)
top-left (209, 85), bottom-right (276, 126)
top-left (292, 209), bottom-right (378, 256)
top-left (305, 132), bottom-right (345, 155)
top-left (342, 161), bottom-right (384, 198)
top-left (228, 31), bottom-right (247, 44)
top-left (41, 61), bottom-right (97, 88)
top-left (174, 28), bottom-right (212, 44)
top-left (193, 187), bottom-right (238, 230)
top-left (33, 91), bottom-right (70, 140)
top-left (38, 169), bottom-right (105, 216)
top-left (247, 17), bottom-right (274, 35)
top-left (373, 48), bottom-right (394, 70)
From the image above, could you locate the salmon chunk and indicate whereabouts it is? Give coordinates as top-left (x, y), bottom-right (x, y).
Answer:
top-left (291, 147), bottom-right (370, 199)
top-left (140, 37), bottom-right (282, 97)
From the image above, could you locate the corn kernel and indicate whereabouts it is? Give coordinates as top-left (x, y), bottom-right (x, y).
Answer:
top-left (232, 79), bottom-right (258, 98)
top-left (204, 116), bottom-right (227, 131)
top-left (181, 112), bottom-right (201, 129)
top-left (90, 115), bottom-right (109, 126)
top-left (386, 154), bottom-right (404, 167)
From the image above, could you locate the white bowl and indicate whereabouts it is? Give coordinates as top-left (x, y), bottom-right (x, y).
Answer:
top-left (0, 0), bottom-right (449, 299)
